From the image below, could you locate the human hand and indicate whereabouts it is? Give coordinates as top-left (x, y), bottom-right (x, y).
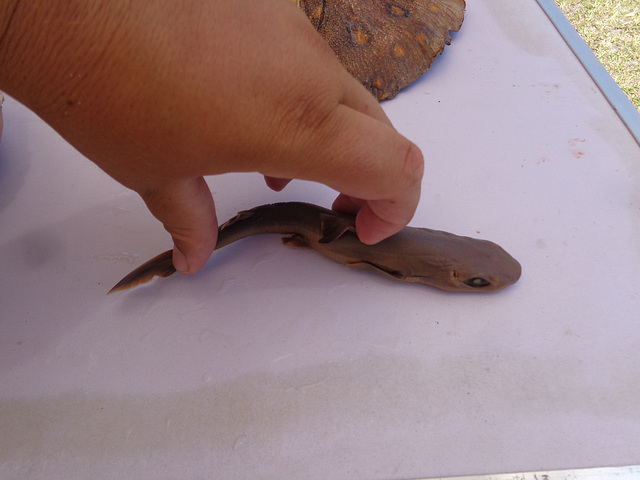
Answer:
top-left (0, 0), bottom-right (423, 274)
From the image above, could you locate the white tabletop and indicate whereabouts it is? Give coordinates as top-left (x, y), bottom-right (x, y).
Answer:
top-left (1, 0), bottom-right (639, 479)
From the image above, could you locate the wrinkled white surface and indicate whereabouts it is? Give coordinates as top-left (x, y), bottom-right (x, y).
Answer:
top-left (1, 0), bottom-right (639, 479)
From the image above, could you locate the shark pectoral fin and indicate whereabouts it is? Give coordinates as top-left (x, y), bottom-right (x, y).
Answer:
top-left (346, 261), bottom-right (406, 281)
top-left (282, 234), bottom-right (310, 249)
top-left (108, 249), bottom-right (177, 294)
top-left (319, 214), bottom-right (356, 244)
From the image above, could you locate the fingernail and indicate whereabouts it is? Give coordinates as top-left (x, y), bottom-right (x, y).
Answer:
top-left (172, 246), bottom-right (190, 274)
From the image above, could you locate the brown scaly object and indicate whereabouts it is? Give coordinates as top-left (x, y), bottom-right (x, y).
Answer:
top-left (296, 0), bottom-right (465, 100)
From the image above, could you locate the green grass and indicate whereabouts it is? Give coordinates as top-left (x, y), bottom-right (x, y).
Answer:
top-left (554, 0), bottom-right (640, 111)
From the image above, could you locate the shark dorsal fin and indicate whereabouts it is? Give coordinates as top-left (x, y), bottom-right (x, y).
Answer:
top-left (319, 213), bottom-right (356, 244)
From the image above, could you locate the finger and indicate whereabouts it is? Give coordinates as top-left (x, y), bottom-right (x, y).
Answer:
top-left (264, 175), bottom-right (292, 192)
top-left (138, 176), bottom-right (218, 275)
top-left (333, 193), bottom-right (418, 244)
top-left (356, 196), bottom-right (420, 244)
top-left (331, 194), bottom-right (364, 215)
top-left (301, 107), bottom-right (424, 243)
top-left (355, 143), bottom-right (424, 244)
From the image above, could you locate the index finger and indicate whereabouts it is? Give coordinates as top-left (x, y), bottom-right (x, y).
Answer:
top-left (333, 76), bottom-right (424, 242)
top-left (295, 102), bottom-right (424, 243)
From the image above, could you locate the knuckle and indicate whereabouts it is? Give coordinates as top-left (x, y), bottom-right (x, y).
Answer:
top-left (275, 84), bottom-right (339, 141)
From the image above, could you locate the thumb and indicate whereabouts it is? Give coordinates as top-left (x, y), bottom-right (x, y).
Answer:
top-left (138, 177), bottom-right (218, 275)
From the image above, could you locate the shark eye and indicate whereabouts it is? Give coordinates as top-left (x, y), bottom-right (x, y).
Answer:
top-left (464, 277), bottom-right (491, 288)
